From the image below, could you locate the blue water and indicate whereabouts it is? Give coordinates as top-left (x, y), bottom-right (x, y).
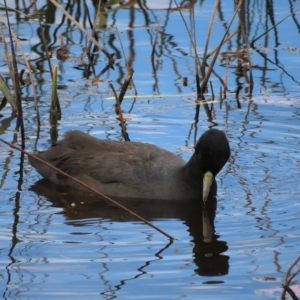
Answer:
top-left (1, 0), bottom-right (300, 299)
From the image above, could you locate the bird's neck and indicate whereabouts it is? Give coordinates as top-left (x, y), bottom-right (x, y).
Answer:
top-left (183, 152), bottom-right (202, 180)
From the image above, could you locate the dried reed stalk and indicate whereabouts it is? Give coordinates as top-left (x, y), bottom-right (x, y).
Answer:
top-left (200, 0), bottom-right (244, 95)
top-left (115, 27), bottom-right (137, 94)
top-left (110, 82), bottom-right (130, 142)
top-left (0, 16), bottom-right (41, 128)
top-left (49, 0), bottom-right (111, 59)
top-left (202, 0), bottom-right (220, 75)
top-left (3, 2), bottom-right (24, 145)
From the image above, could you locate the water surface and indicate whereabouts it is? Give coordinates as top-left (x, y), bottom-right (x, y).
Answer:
top-left (1, 1), bottom-right (300, 299)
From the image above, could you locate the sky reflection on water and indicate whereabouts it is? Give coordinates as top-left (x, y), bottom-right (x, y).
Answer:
top-left (1, 0), bottom-right (300, 299)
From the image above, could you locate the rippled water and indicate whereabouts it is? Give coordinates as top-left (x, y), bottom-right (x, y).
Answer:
top-left (1, 0), bottom-right (300, 299)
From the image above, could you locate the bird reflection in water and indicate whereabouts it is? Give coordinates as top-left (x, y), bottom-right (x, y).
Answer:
top-left (30, 179), bottom-right (229, 278)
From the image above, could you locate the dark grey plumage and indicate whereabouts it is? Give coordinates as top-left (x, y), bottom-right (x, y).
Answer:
top-left (29, 129), bottom-right (230, 201)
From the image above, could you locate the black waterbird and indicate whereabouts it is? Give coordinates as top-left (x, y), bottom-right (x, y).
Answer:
top-left (29, 129), bottom-right (230, 202)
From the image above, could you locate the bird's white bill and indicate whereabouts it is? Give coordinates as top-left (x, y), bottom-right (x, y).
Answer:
top-left (203, 171), bottom-right (213, 202)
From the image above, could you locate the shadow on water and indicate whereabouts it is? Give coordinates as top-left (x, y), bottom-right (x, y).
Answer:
top-left (30, 179), bottom-right (229, 278)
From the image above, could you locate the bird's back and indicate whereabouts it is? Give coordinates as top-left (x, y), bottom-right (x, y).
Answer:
top-left (29, 131), bottom-right (189, 200)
